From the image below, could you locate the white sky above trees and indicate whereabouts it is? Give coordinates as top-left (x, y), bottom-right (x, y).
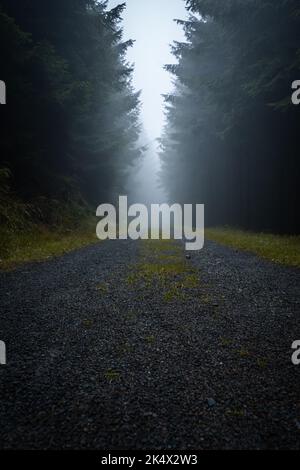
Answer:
top-left (108, 0), bottom-right (187, 140)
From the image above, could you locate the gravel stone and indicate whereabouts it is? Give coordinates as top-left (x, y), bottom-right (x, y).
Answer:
top-left (0, 239), bottom-right (299, 450)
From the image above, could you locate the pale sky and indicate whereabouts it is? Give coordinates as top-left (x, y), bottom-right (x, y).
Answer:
top-left (108, 0), bottom-right (187, 140)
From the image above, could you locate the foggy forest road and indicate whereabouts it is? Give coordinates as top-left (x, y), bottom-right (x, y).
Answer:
top-left (0, 239), bottom-right (299, 450)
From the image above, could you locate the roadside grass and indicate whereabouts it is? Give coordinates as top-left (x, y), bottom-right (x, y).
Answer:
top-left (0, 218), bottom-right (99, 270)
top-left (206, 227), bottom-right (300, 267)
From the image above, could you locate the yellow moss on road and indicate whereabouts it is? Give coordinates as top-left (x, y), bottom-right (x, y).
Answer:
top-left (127, 239), bottom-right (203, 303)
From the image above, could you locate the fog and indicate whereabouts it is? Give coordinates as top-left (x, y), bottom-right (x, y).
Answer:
top-left (108, 0), bottom-right (187, 203)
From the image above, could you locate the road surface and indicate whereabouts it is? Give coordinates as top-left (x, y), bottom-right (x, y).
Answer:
top-left (0, 239), bottom-right (299, 449)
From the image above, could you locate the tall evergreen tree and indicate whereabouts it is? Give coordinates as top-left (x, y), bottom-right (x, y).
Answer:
top-left (160, 0), bottom-right (300, 233)
top-left (0, 1), bottom-right (141, 222)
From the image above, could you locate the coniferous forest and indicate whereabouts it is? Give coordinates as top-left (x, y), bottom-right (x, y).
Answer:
top-left (160, 0), bottom-right (300, 233)
top-left (0, 0), bottom-right (299, 234)
top-left (0, 1), bottom-right (140, 227)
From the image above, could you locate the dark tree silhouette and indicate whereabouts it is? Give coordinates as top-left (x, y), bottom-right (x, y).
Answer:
top-left (0, 0), bottom-right (141, 223)
top-left (160, 0), bottom-right (300, 233)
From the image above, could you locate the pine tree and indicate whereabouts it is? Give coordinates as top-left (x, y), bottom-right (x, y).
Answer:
top-left (0, 0), bottom-right (141, 220)
top-left (160, 0), bottom-right (300, 233)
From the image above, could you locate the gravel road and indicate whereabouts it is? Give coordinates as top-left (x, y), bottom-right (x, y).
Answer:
top-left (0, 239), bottom-right (299, 449)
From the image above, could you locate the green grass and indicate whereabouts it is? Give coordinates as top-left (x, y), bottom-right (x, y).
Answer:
top-left (0, 218), bottom-right (99, 270)
top-left (104, 369), bottom-right (121, 381)
top-left (127, 239), bottom-right (195, 288)
top-left (206, 227), bottom-right (300, 267)
top-left (126, 239), bottom-right (204, 305)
